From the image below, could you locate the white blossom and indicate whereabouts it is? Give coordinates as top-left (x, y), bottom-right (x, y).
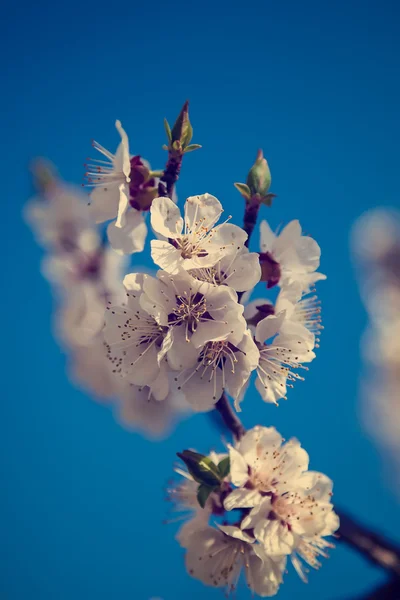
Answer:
top-left (184, 525), bottom-right (285, 596)
top-left (275, 281), bottom-right (322, 346)
top-left (48, 245), bottom-right (126, 347)
top-left (150, 194), bottom-right (247, 274)
top-left (141, 269), bottom-right (248, 372)
top-left (259, 219), bottom-right (325, 290)
top-left (170, 450), bottom-right (286, 596)
top-left (25, 183), bottom-right (94, 254)
top-left (85, 121), bottom-right (151, 254)
top-left (174, 330), bottom-right (260, 411)
top-left (103, 273), bottom-right (171, 397)
top-left (189, 246), bottom-right (261, 292)
top-left (254, 312), bottom-right (315, 405)
top-left (225, 426), bottom-right (338, 581)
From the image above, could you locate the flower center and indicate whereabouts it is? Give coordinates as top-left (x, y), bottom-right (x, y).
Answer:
top-left (168, 292), bottom-right (209, 337)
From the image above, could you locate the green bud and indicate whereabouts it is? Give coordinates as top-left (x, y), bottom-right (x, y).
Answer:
top-left (171, 101), bottom-right (190, 145)
top-left (164, 101), bottom-right (200, 155)
top-left (246, 149), bottom-right (271, 196)
top-left (177, 450), bottom-right (221, 487)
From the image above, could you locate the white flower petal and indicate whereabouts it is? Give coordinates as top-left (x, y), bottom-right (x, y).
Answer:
top-left (107, 210), bottom-right (147, 255)
top-left (150, 196), bottom-right (183, 238)
top-left (184, 193), bottom-right (222, 232)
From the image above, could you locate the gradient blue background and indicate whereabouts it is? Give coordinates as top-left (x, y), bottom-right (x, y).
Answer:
top-left (2, 1), bottom-right (400, 598)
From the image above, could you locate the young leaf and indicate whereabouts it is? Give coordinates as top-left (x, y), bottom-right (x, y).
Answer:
top-left (218, 456), bottom-right (230, 479)
top-left (177, 450), bottom-right (221, 487)
top-left (234, 182), bottom-right (252, 200)
top-left (184, 144), bottom-right (202, 153)
top-left (163, 118), bottom-right (172, 143)
top-left (197, 484), bottom-right (213, 508)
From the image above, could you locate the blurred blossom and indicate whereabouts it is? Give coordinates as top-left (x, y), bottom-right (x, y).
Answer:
top-left (352, 208), bottom-right (400, 491)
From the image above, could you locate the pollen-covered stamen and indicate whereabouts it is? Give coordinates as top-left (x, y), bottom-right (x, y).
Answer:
top-left (83, 139), bottom-right (131, 189)
top-left (175, 340), bottom-right (244, 400)
top-left (168, 291), bottom-right (209, 339)
top-left (106, 303), bottom-right (167, 351)
top-left (293, 293), bottom-right (323, 340)
top-left (257, 344), bottom-right (310, 397)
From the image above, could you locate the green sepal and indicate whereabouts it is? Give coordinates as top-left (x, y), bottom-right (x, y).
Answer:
top-left (184, 144), bottom-right (202, 153)
top-left (260, 193), bottom-right (277, 207)
top-left (234, 182), bottom-right (252, 200)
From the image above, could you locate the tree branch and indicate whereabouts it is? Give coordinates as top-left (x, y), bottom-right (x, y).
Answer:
top-left (243, 197), bottom-right (261, 248)
top-left (215, 393), bottom-right (246, 441)
top-left (336, 510), bottom-right (400, 578)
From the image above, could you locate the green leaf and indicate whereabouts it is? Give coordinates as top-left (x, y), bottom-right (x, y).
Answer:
top-left (171, 100), bottom-right (189, 143)
top-left (261, 193), bottom-right (277, 207)
top-left (218, 456), bottom-right (230, 479)
top-left (197, 484), bottom-right (213, 508)
top-left (163, 118), bottom-right (172, 143)
top-left (162, 144), bottom-right (169, 151)
top-left (177, 451), bottom-right (221, 487)
top-left (184, 144), bottom-right (202, 153)
top-left (182, 121), bottom-right (193, 147)
top-left (234, 182), bottom-right (252, 200)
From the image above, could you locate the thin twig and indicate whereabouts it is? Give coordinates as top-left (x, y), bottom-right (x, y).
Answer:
top-left (160, 154), bottom-right (182, 199)
top-left (215, 393), bottom-right (246, 441)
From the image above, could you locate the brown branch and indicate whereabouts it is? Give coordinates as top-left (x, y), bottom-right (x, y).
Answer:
top-left (215, 393), bottom-right (246, 441)
top-left (243, 197), bottom-right (261, 248)
top-left (345, 578), bottom-right (400, 600)
top-left (160, 153), bottom-right (183, 199)
top-left (337, 510), bottom-right (400, 578)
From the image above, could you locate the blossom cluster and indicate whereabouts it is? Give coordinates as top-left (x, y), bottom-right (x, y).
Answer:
top-left (352, 209), bottom-right (400, 489)
top-left (170, 426), bottom-right (338, 596)
top-left (26, 107), bottom-right (338, 596)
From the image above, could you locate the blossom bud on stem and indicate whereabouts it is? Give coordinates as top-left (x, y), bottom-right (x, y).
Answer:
top-left (160, 101), bottom-right (201, 198)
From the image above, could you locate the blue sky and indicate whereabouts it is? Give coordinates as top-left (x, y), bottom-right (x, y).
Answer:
top-left (2, 1), bottom-right (400, 598)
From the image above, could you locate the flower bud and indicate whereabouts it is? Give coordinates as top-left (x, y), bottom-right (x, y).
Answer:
top-left (163, 101), bottom-right (201, 155)
top-left (246, 149), bottom-right (271, 197)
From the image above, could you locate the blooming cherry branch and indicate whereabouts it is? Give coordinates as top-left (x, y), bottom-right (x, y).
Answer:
top-left (25, 103), bottom-right (400, 597)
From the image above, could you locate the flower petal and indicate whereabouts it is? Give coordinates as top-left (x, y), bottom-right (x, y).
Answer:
top-left (150, 196), bottom-right (183, 238)
top-left (107, 210), bottom-right (147, 255)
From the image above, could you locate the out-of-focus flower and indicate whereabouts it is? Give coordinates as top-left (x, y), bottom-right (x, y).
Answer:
top-left (150, 194), bottom-right (247, 273)
top-left (259, 219), bottom-right (325, 290)
top-left (352, 208), bottom-right (400, 491)
top-left (116, 382), bottom-right (190, 439)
